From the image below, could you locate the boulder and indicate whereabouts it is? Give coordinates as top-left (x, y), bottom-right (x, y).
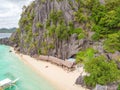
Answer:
top-left (107, 83), bottom-right (118, 90)
top-left (39, 55), bottom-right (49, 61)
top-left (75, 76), bottom-right (84, 86)
top-left (61, 60), bottom-right (74, 68)
top-left (93, 84), bottom-right (107, 90)
top-left (107, 51), bottom-right (120, 60)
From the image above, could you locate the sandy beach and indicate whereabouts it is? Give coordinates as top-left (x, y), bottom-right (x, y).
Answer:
top-left (11, 47), bottom-right (88, 90)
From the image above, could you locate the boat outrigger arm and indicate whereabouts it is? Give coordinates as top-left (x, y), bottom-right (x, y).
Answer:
top-left (0, 78), bottom-right (19, 88)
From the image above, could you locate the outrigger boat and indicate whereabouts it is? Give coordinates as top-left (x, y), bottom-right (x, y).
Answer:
top-left (0, 78), bottom-right (19, 89)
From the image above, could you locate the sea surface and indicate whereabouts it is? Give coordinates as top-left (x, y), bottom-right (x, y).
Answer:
top-left (0, 45), bottom-right (56, 90)
top-left (0, 33), bottom-right (12, 39)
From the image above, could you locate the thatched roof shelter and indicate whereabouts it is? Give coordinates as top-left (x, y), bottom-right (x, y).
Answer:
top-left (32, 54), bottom-right (39, 60)
top-left (38, 55), bottom-right (75, 69)
top-left (62, 60), bottom-right (74, 68)
top-left (48, 56), bottom-right (63, 66)
top-left (39, 55), bottom-right (49, 61)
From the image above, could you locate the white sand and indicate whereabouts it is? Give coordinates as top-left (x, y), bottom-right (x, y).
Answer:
top-left (11, 47), bottom-right (89, 90)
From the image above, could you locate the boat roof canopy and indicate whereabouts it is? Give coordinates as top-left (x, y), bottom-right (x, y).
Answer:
top-left (0, 78), bottom-right (12, 86)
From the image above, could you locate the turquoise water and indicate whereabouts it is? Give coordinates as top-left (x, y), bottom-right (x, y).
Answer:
top-left (0, 45), bottom-right (56, 90)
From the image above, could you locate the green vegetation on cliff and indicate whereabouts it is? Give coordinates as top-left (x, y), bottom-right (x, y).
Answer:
top-left (84, 56), bottom-right (120, 87)
top-left (75, 0), bottom-right (120, 88)
top-left (76, 48), bottom-right (96, 63)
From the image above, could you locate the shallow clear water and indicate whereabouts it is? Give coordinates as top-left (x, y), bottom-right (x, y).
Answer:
top-left (0, 33), bottom-right (12, 39)
top-left (0, 45), bottom-right (56, 90)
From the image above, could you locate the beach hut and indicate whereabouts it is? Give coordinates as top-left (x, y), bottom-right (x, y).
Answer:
top-left (32, 54), bottom-right (39, 60)
top-left (62, 60), bottom-right (74, 69)
top-left (38, 55), bottom-right (75, 71)
top-left (48, 56), bottom-right (63, 66)
top-left (39, 55), bottom-right (49, 61)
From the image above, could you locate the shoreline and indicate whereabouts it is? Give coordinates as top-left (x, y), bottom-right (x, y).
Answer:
top-left (10, 47), bottom-right (88, 90)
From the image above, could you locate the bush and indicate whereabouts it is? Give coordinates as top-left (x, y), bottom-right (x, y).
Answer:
top-left (76, 48), bottom-right (95, 63)
top-left (104, 33), bottom-right (120, 53)
top-left (36, 22), bottom-right (43, 28)
top-left (84, 56), bottom-right (120, 87)
top-left (117, 84), bottom-right (120, 90)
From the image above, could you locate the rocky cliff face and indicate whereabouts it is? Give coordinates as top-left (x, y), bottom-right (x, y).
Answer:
top-left (9, 0), bottom-right (120, 61)
top-left (10, 0), bottom-right (89, 59)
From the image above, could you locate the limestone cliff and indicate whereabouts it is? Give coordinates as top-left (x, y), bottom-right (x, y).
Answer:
top-left (9, 0), bottom-right (120, 61)
top-left (10, 0), bottom-right (88, 59)
top-left (5, 0), bottom-right (120, 88)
